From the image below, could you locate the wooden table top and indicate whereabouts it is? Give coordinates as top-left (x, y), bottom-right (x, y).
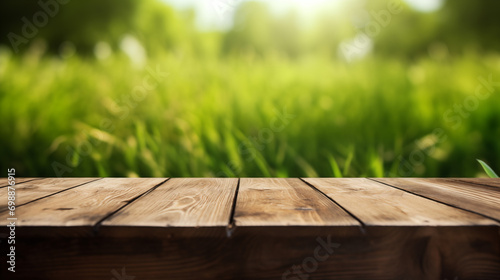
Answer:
top-left (2, 178), bottom-right (500, 279)
top-left (1, 178), bottom-right (499, 235)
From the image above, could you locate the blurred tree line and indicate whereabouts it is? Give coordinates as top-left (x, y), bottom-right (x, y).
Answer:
top-left (0, 0), bottom-right (190, 55)
top-left (1, 0), bottom-right (499, 59)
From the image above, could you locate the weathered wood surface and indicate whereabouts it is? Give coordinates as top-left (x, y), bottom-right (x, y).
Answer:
top-left (234, 178), bottom-right (358, 226)
top-left (0, 177), bottom-right (40, 188)
top-left (303, 178), bottom-right (496, 226)
top-left (0, 178), bottom-right (167, 227)
top-left (455, 177), bottom-right (500, 188)
top-left (374, 178), bottom-right (500, 221)
top-left (0, 178), bottom-right (99, 212)
top-left (0, 177), bottom-right (499, 280)
top-left (103, 178), bottom-right (238, 227)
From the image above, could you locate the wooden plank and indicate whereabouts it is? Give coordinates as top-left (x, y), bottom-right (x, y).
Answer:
top-left (0, 177), bottom-right (41, 188)
top-left (0, 178), bottom-right (98, 212)
top-left (0, 178), bottom-right (167, 227)
top-left (373, 178), bottom-right (500, 221)
top-left (234, 178), bottom-right (359, 226)
top-left (303, 178), bottom-right (497, 226)
top-left (103, 178), bottom-right (238, 227)
top-left (456, 178), bottom-right (500, 188)
top-left (444, 178), bottom-right (500, 195)
top-left (429, 178), bottom-right (500, 195)
top-left (415, 177), bottom-right (500, 198)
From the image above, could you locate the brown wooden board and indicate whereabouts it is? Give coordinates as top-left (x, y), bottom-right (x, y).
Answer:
top-left (373, 178), bottom-right (500, 222)
top-left (456, 178), bottom-right (500, 188)
top-left (1, 226), bottom-right (499, 279)
top-left (103, 178), bottom-right (238, 228)
top-left (234, 178), bottom-right (359, 226)
top-left (303, 178), bottom-right (497, 226)
top-left (0, 178), bottom-right (99, 212)
top-left (0, 177), bottom-right (41, 188)
top-left (0, 178), bottom-right (167, 228)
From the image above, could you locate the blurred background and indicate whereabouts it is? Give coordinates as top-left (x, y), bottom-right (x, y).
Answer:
top-left (0, 0), bottom-right (499, 177)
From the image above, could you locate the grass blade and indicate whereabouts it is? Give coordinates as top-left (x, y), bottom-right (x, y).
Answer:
top-left (328, 154), bottom-right (343, 178)
top-left (477, 159), bottom-right (499, 178)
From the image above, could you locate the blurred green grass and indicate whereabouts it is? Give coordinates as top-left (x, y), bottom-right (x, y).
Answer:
top-left (1, 49), bottom-right (499, 177)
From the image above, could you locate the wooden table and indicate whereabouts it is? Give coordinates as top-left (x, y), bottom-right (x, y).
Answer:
top-left (1, 178), bottom-right (499, 279)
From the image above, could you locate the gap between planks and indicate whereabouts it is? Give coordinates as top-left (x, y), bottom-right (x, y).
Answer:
top-left (0, 178), bottom-right (102, 213)
top-left (226, 178), bottom-right (240, 237)
top-left (299, 178), bottom-right (367, 232)
top-left (370, 178), bottom-right (500, 224)
top-left (0, 177), bottom-right (43, 188)
top-left (92, 178), bottom-right (170, 233)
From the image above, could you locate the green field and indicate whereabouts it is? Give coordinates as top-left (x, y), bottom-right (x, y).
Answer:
top-left (1, 47), bottom-right (499, 178)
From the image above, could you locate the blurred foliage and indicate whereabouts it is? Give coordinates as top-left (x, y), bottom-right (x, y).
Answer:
top-left (0, 0), bottom-right (499, 177)
top-left (0, 0), bottom-right (138, 53)
top-left (0, 0), bottom-right (190, 55)
top-left (2, 0), bottom-right (500, 57)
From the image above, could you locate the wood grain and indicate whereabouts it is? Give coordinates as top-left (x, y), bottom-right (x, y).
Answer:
top-left (0, 177), bottom-right (41, 188)
top-left (456, 178), bottom-right (500, 188)
top-left (2, 226), bottom-right (499, 280)
top-left (1, 178), bottom-right (500, 279)
top-left (234, 178), bottom-right (359, 226)
top-left (103, 178), bottom-right (238, 227)
top-left (374, 178), bottom-right (500, 221)
top-left (0, 178), bottom-right (166, 227)
top-left (304, 178), bottom-right (497, 226)
top-left (0, 177), bottom-right (98, 212)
